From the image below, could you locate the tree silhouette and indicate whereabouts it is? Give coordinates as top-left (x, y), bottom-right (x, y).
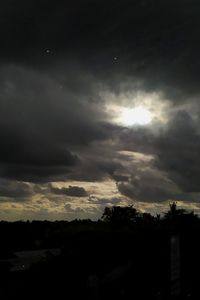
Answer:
top-left (164, 201), bottom-right (198, 221)
top-left (101, 206), bottom-right (139, 223)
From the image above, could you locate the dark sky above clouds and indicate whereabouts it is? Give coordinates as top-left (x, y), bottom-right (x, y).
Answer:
top-left (1, 0), bottom-right (200, 220)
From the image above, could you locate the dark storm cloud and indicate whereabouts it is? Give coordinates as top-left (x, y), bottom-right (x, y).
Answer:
top-left (0, 0), bottom-right (200, 101)
top-left (60, 138), bottom-right (127, 182)
top-left (117, 127), bottom-right (155, 154)
top-left (117, 172), bottom-right (174, 203)
top-left (110, 142), bottom-right (178, 203)
top-left (112, 174), bottom-right (129, 182)
top-left (0, 179), bottom-right (32, 200)
top-left (0, 0), bottom-right (200, 212)
top-left (154, 110), bottom-right (200, 192)
top-left (50, 185), bottom-right (88, 197)
top-left (0, 64), bottom-right (117, 182)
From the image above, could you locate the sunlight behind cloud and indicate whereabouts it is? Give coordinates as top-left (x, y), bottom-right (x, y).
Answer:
top-left (120, 106), bottom-right (153, 126)
top-left (104, 90), bottom-right (170, 127)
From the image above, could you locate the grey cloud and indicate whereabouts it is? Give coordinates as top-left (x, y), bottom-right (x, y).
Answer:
top-left (117, 168), bottom-right (176, 203)
top-left (112, 174), bottom-right (129, 182)
top-left (0, 179), bottom-right (32, 201)
top-left (51, 185), bottom-right (88, 197)
top-left (0, 64), bottom-right (116, 182)
top-left (88, 195), bottom-right (126, 206)
top-left (64, 140), bottom-right (126, 182)
top-left (64, 204), bottom-right (85, 213)
top-left (118, 181), bottom-right (172, 203)
top-left (154, 110), bottom-right (200, 192)
top-left (117, 127), bottom-right (156, 154)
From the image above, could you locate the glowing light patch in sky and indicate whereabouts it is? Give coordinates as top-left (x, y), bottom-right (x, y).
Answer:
top-left (104, 91), bottom-right (170, 127)
top-left (119, 106), bottom-right (153, 126)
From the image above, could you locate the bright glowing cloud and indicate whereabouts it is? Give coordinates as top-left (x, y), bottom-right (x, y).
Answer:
top-left (119, 106), bottom-right (153, 126)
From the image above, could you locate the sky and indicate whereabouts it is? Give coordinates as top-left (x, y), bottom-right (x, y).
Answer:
top-left (0, 0), bottom-right (200, 220)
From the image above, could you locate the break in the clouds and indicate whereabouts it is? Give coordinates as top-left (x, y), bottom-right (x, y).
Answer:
top-left (0, 0), bottom-right (200, 219)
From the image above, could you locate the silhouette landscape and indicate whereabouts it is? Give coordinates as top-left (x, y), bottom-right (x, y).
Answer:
top-left (0, 0), bottom-right (200, 299)
top-left (0, 202), bottom-right (199, 299)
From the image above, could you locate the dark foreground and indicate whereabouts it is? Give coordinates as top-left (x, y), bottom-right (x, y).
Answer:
top-left (0, 206), bottom-right (199, 299)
